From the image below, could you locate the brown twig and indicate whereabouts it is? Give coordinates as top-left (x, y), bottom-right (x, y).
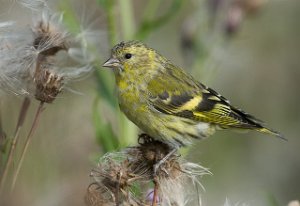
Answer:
top-left (0, 97), bottom-right (31, 194)
top-left (0, 101), bottom-right (4, 140)
top-left (152, 177), bottom-right (159, 206)
top-left (115, 171), bottom-right (121, 206)
top-left (11, 101), bottom-right (45, 191)
top-left (0, 100), bottom-right (5, 152)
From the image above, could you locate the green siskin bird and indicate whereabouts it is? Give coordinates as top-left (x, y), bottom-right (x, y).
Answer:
top-left (102, 40), bottom-right (285, 148)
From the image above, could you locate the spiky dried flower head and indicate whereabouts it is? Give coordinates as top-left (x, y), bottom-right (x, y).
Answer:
top-left (90, 152), bottom-right (146, 205)
top-left (32, 17), bottom-right (68, 57)
top-left (0, 2), bottom-right (94, 99)
top-left (34, 69), bottom-right (63, 103)
top-left (127, 134), bottom-right (182, 180)
top-left (88, 134), bottom-right (210, 206)
top-left (29, 12), bottom-right (69, 103)
top-left (0, 16), bottom-right (66, 97)
top-left (92, 156), bottom-right (132, 193)
top-left (136, 136), bottom-right (209, 205)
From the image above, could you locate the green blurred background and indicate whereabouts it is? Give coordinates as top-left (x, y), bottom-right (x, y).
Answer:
top-left (0, 0), bottom-right (299, 205)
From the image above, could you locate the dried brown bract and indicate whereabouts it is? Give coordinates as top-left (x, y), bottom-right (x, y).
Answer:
top-left (34, 69), bottom-right (63, 103)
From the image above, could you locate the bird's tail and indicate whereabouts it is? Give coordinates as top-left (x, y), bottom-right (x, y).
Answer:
top-left (256, 127), bottom-right (287, 141)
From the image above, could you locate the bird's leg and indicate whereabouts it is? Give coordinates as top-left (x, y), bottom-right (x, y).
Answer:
top-left (154, 148), bottom-right (177, 175)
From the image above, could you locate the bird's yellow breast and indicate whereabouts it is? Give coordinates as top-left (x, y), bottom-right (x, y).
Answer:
top-left (116, 75), bottom-right (148, 117)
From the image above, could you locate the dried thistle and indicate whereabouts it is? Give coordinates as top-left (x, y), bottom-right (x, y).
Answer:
top-left (0, 6), bottom-right (93, 99)
top-left (32, 15), bottom-right (68, 57)
top-left (88, 134), bottom-right (210, 206)
top-left (34, 69), bottom-right (63, 103)
top-left (0, 1), bottom-right (97, 193)
top-left (90, 152), bottom-right (146, 205)
top-left (128, 134), bottom-right (174, 179)
top-left (132, 136), bottom-right (209, 206)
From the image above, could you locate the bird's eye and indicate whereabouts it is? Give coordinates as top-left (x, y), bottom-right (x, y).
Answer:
top-left (124, 53), bottom-right (132, 59)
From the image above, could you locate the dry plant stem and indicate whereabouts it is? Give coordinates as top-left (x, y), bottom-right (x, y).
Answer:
top-left (11, 101), bottom-right (45, 192)
top-left (14, 97), bottom-right (31, 135)
top-left (0, 97), bottom-right (31, 195)
top-left (115, 172), bottom-right (121, 206)
top-left (0, 101), bottom-right (4, 139)
top-left (152, 177), bottom-right (159, 206)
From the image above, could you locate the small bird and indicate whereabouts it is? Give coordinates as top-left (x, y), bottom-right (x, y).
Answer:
top-left (103, 40), bottom-right (284, 148)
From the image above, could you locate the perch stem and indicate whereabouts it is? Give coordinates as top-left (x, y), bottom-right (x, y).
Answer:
top-left (152, 177), bottom-right (159, 206)
top-left (11, 101), bottom-right (44, 192)
top-left (0, 97), bottom-right (31, 194)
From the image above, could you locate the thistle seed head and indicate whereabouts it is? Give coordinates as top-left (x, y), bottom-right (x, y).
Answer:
top-left (34, 69), bottom-right (63, 103)
top-left (0, 2), bottom-right (95, 99)
top-left (88, 134), bottom-right (210, 206)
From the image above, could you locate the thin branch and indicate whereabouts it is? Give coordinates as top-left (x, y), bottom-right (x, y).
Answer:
top-left (115, 171), bottom-right (121, 206)
top-left (152, 177), bottom-right (159, 206)
top-left (0, 97), bottom-right (31, 194)
top-left (11, 101), bottom-right (45, 192)
top-left (0, 101), bottom-right (4, 141)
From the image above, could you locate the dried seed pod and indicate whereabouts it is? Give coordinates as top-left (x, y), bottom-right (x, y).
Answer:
top-left (91, 152), bottom-right (144, 205)
top-left (0, 6), bottom-right (94, 98)
top-left (34, 69), bottom-right (63, 103)
top-left (32, 15), bottom-right (68, 57)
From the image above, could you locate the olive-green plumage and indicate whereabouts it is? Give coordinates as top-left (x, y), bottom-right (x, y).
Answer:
top-left (103, 40), bottom-right (284, 147)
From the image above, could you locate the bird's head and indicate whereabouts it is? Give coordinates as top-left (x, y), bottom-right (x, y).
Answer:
top-left (102, 41), bottom-right (167, 77)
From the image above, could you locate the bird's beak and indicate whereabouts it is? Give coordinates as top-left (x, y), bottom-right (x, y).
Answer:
top-left (102, 57), bottom-right (121, 68)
